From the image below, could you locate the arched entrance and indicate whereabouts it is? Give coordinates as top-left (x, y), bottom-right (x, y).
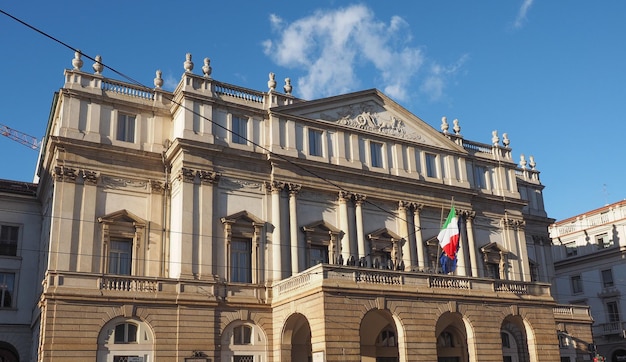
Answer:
top-left (281, 313), bottom-right (311, 362)
top-left (501, 316), bottom-right (530, 362)
top-left (360, 309), bottom-right (400, 362)
top-left (96, 317), bottom-right (154, 362)
top-left (0, 342), bottom-right (19, 362)
top-left (435, 312), bottom-right (469, 362)
top-left (220, 320), bottom-right (268, 362)
top-left (611, 348), bottom-right (626, 362)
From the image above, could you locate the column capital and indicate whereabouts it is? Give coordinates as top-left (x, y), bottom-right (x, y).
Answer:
top-left (410, 203), bottom-right (424, 213)
top-left (398, 200), bottom-right (410, 210)
top-left (338, 190), bottom-right (351, 201)
top-left (178, 167), bottom-right (196, 183)
top-left (353, 193), bottom-right (366, 205)
top-left (54, 166), bottom-right (78, 183)
top-left (197, 170), bottom-right (221, 185)
top-left (458, 209), bottom-right (476, 220)
top-left (266, 181), bottom-right (285, 193)
top-left (81, 169), bottom-right (98, 185)
top-left (287, 183), bottom-right (302, 195)
top-left (150, 180), bottom-right (165, 194)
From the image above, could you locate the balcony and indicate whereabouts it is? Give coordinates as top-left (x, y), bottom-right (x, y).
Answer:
top-left (43, 264), bottom-right (553, 306)
top-left (593, 321), bottom-right (626, 337)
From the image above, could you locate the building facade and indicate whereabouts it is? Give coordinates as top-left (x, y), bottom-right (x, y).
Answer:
top-left (0, 179), bottom-right (41, 362)
top-left (20, 52), bottom-right (595, 361)
top-left (550, 200), bottom-right (626, 361)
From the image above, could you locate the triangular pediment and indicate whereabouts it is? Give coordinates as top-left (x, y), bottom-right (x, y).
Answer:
top-left (480, 241), bottom-right (509, 254)
top-left (301, 220), bottom-right (341, 234)
top-left (272, 89), bottom-right (465, 151)
top-left (367, 227), bottom-right (403, 242)
top-left (220, 210), bottom-right (265, 225)
top-left (98, 209), bottom-right (146, 226)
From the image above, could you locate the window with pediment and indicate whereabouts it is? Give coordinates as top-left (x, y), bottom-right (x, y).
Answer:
top-left (98, 210), bottom-right (146, 276)
top-left (368, 228), bottom-right (404, 270)
top-left (302, 221), bottom-right (342, 267)
top-left (480, 242), bottom-right (509, 280)
top-left (221, 211), bottom-right (265, 284)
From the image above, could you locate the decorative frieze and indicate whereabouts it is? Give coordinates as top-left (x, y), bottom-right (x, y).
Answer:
top-left (101, 175), bottom-right (148, 190)
top-left (320, 101), bottom-right (424, 142)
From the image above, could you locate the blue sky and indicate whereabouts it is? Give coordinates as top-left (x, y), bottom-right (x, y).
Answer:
top-left (0, 1), bottom-right (624, 222)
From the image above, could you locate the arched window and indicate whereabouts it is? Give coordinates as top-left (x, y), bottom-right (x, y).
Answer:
top-left (97, 317), bottom-right (154, 362)
top-left (221, 321), bottom-right (268, 362)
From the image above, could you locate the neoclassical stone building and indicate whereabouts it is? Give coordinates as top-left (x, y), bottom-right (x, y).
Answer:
top-left (28, 52), bottom-right (593, 362)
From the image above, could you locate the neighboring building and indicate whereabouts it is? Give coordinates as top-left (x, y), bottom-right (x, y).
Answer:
top-left (550, 200), bottom-right (626, 361)
top-left (0, 179), bottom-right (41, 362)
top-left (19, 51), bottom-right (594, 361)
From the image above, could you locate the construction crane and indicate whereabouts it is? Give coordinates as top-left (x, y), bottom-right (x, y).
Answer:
top-left (0, 122), bottom-right (40, 150)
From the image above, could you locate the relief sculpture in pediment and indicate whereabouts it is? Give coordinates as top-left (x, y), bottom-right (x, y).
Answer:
top-left (321, 101), bottom-right (423, 142)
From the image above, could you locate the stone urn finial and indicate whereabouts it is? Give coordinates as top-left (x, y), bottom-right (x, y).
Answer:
top-left (502, 133), bottom-right (510, 147)
top-left (184, 53), bottom-right (194, 73)
top-left (268, 72), bottom-right (276, 91)
top-left (72, 50), bottom-right (83, 71)
top-left (154, 70), bottom-right (163, 89)
top-left (453, 119), bottom-right (461, 135)
top-left (529, 156), bottom-right (536, 170)
top-left (284, 77), bottom-right (292, 94)
top-left (202, 57), bottom-right (212, 78)
top-left (92, 55), bottom-right (103, 75)
top-left (520, 154), bottom-right (527, 169)
top-left (440, 116), bottom-right (449, 134)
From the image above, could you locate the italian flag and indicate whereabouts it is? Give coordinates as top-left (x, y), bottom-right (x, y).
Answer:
top-left (437, 207), bottom-right (460, 260)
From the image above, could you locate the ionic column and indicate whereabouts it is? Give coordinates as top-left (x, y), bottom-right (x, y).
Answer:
top-left (270, 181), bottom-right (284, 280)
top-left (398, 201), bottom-right (411, 270)
top-left (411, 203), bottom-right (425, 270)
top-left (354, 194), bottom-right (367, 265)
top-left (288, 183), bottom-right (302, 275)
top-left (338, 191), bottom-right (351, 264)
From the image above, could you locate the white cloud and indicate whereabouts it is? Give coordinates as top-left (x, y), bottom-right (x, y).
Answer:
top-left (264, 5), bottom-right (453, 102)
top-left (514, 0), bottom-right (534, 29)
top-left (420, 54), bottom-right (469, 102)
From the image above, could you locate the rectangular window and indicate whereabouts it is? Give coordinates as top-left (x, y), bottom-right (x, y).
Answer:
top-left (596, 233), bottom-right (613, 249)
top-left (308, 129), bottom-right (323, 156)
top-left (109, 239), bottom-right (132, 275)
top-left (571, 275), bottom-right (583, 294)
top-left (370, 141), bottom-right (383, 168)
top-left (0, 224), bottom-right (19, 256)
top-left (231, 239), bottom-right (252, 283)
top-left (475, 165), bottom-right (487, 189)
top-left (602, 269), bottom-right (614, 288)
top-left (0, 272), bottom-right (15, 308)
top-left (116, 114), bottom-right (136, 142)
top-left (309, 244), bottom-right (329, 267)
top-left (607, 301), bottom-right (620, 323)
top-left (232, 116), bottom-right (248, 144)
top-left (425, 153), bottom-right (437, 177)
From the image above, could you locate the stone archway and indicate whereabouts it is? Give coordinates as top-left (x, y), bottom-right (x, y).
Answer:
top-left (435, 312), bottom-right (469, 362)
top-left (360, 309), bottom-right (400, 362)
top-left (281, 313), bottom-right (311, 362)
top-left (501, 316), bottom-right (531, 362)
top-left (96, 317), bottom-right (154, 362)
top-left (0, 341), bottom-right (19, 362)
